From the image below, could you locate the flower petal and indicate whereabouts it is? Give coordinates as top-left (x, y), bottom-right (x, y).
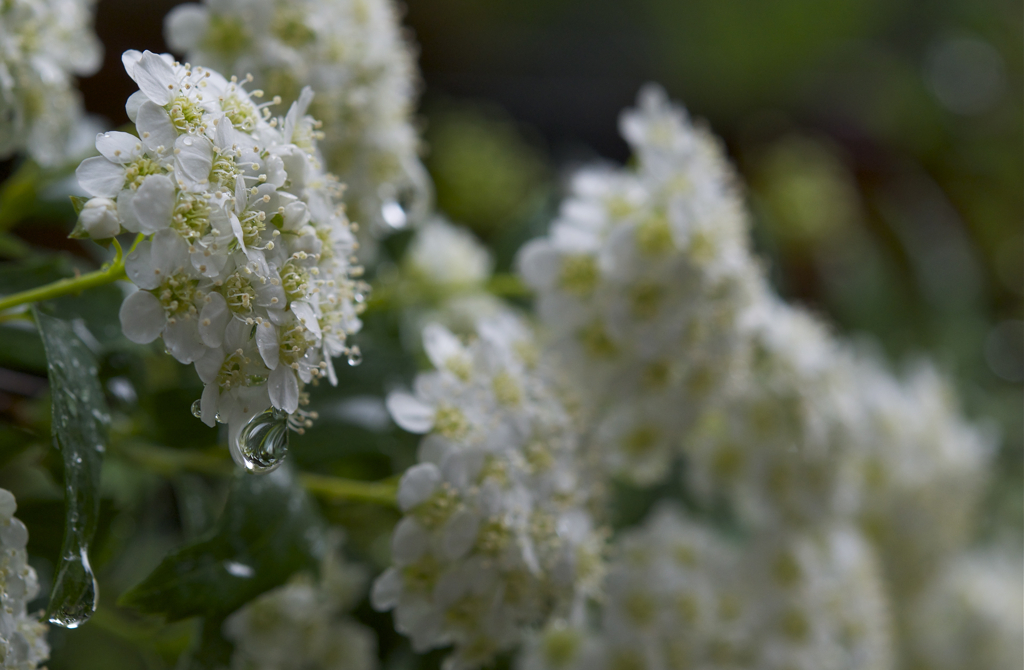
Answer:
top-left (164, 316), bottom-right (205, 364)
top-left (397, 462), bottom-right (441, 511)
top-left (386, 391), bottom-right (435, 434)
top-left (95, 131), bottom-right (142, 164)
top-left (289, 301), bottom-right (321, 340)
top-left (199, 383), bottom-right (219, 427)
top-left (199, 292), bottom-right (229, 348)
top-left (119, 290), bottom-right (165, 343)
top-left (136, 101), bottom-right (177, 155)
top-left (76, 156), bottom-right (124, 198)
top-left (132, 174), bottom-right (176, 234)
top-left (174, 134), bottom-right (213, 191)
top-left (255, 321), bottom-right (279, 369)
top-left (268, 365), bottom-right (299, 413)
top-left (370, 568), bottom-right (402, 611)
top-left (391, 517), bottom-right (429, 565)
top-left (125, 239), bottom-right (161, 290)
top-left (132, 50), bottom-right (176, 106)
top-left (422, 323), bottom-right (465, 373)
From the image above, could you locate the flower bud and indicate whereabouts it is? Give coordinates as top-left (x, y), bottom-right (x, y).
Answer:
top-left (79, 197), bottom-right (120, 239)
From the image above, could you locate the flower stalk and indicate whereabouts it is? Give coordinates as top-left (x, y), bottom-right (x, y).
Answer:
top-left (0, 235), bottom-right (142, 314)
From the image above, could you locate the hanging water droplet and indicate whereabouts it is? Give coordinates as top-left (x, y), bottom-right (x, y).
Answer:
top-left (380, 198), bottom-right (407, 229)
top-left (238, 408), bottom-right (290, 474)
top-left (191, 399), bottom-right (203, 418)
top-left (48, 547), bottom-right (98, 629)
top-left (215, 411), bottom-right (226, 424)
top-left (346, 346), bottom-right (363, 367)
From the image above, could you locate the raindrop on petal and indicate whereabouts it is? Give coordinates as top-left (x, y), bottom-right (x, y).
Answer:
top-left (191, 399), bottom-right (203, 418)
top-left (238, 407), bottom-right (290, 473)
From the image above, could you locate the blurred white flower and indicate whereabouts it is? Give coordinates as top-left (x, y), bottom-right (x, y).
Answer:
top-left (517, 84), bottom-right (762, 484)
top-left (0, 0), bottom-right (102, 165)
top-left (224, 536), bottom-right (377, 670)
top-left (518, 508), bottom-right (894, 670)
top-left (375, 314), bottom-right (604, 669)
top-left (908, 549), bottom-right (1023, 670)
top-left (0, 488), bottom-right (49, 670)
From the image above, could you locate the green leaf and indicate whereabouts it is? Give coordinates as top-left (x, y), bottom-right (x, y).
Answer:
top-left (69, 195), bottom-right (89, 215)
top-left (180, 616), bottom-right (234, 670)
top-left (34, 308), bottom-right (109, 627)
top-left (119, 466), bottom-right (327, 622)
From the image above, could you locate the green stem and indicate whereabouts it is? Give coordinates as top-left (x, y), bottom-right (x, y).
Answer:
top-left (298, 472), bottom-right (398, 507)
top-left (365, 272), bottom-right (531, 313)
top-left (116, 440), bottom-right (398, 507)
top-left (0, 234), bottom-right (142, 314)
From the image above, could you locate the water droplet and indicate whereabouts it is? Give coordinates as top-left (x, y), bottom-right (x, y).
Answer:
top-left (191, 399), bottom-right (203, 418)
top-left (48, 547), bottom-right (97, 629)
top-left (223, 560), bottom-right (255, 578)
top-left (380, 199), bottom-right (407, 229)
top-left (346, 347), bottom-right (363, 367)
top-left (238, 408), bottom-right (290, 474)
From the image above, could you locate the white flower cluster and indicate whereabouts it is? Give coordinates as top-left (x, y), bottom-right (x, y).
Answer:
top-left (851, 359), bottom-right (992, 598)
top-left (374, 314), bottom-right (604, 669)
top-left (0, 489), bottom-right (48, 670)
top-left (0, 0), bottom-right (102, 165)
top-left (517, 85), bottom-right (762, 485)
top-left (515, 84), bottom-right (1004, 669)
top-left (224, 538), bottom-right (378, 670)
top-left (907, 549), bottom-right (1023, 670)
top-left (75, 50), bottom-right (365, 462)
top-left (397, 217), bottom-right (504, 344)
top-left (519, 507), bottom-right (893, 670)
top-left (684, 298), bottom-right (867, 529)
top-left (165, 0), bottom-right (428, 241)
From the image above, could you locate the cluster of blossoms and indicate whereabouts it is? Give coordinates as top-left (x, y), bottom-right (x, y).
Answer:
top-left (75, 50), bottom-right (365, 462)
top-left (907, 549), bottom-right (1023, 670)
top-left (374, 314), bottom-right (605, 669)
top-left (165, 0), bottom-right (428, 243)
top-left (518, 85), bottom-right (762, 485)
top-left (0, 0), bottom-right (102, 165)
top-left (520, 507), bottom-right (893, 670)
top-left (393, 217), bottom-right (504, 345)
top-left (512, 85), bottom-right (1008, 670)
top-left (224, 538), bottom-right (378, 670)
top-left (0, 489), bottom-right (48, 670)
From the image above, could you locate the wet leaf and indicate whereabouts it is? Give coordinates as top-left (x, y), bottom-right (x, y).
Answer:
top-left (119, 465), bottom-right (327, 621)
top-left (34, 308), bottom-right (109, 628)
